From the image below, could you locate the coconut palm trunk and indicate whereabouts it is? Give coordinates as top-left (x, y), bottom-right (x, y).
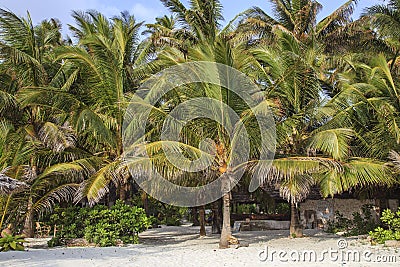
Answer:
top-left (22, 165), bottom-right (36, 238)
top-left (119, 182), bottom-right (129, 202)
top-left (289, 202), bottom-right (303, 238)
top-left (211, 199), bottom-right (222, 234)
top-left (142, 192), bottom-right (149, 216)
top-left (191, 207), bottom-right (200, 226)
top-left (199, 205), bottom-right (206, 237)
top-left (219, 176), bottom-right (232, 248)
top-left (22, 196), bottom-right (34, 237)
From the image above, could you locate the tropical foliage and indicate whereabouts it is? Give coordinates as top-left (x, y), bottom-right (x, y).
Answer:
top-left (369, 208), bottom-right (400, 244)
top-left (0, 234), bottom-right (25, 251)
top-left (44, 200), bottom-right (150, 247)
top-left (0, 0), bottom-right (399, 248)
top-left (327, 204), bottom-right (378, 236)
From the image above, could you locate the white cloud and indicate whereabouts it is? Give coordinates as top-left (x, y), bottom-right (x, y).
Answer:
top-left (131, 3), bottom-right (160, 22)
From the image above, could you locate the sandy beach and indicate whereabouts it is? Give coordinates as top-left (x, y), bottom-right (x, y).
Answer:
top-left (1, 225), bottom-right (399, 267)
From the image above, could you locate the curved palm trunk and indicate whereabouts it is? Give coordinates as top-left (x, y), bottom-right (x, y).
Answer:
top-left (199, 205), bottom-right (206, 237)
top-left (211, 199), bottom-right (222, 234)
top-left (191, 207), bottom-right (200, 226)
top-left (219, 177), bottom-right (232, 248)
top-left (390, 50), bottom-right (399, 71)
top-left (0, 194), bottom-right (12, 228)
top-left (107, 183), bottom-right (117, 207)
top-left (22, 196), bottom-right (34, 237)
top-left (118, 182), bottom-right (130, 202)
top-left (289, 202), bottom-right (303, 238)
top-left (142, 192), bottom-right (149, 216)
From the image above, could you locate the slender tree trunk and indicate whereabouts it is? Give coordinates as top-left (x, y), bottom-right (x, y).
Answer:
top-left (119, 182), bottom-right (128, 202)
top-left (142, 192), bottom-right (149, 216)
top-left (22, 164), bottom-right (36, 238)
top-left (390, 50), bottom-right (399, 71)
top-left (0, 194), bottom-right (12, 229)
top-left (212, 199), bottom-right (222, 234)
top-left (219, 177), bottom-right (232, 248)
top-left (289, 202), bottom-right (303, 238)
top-left (22, 196), bottom-right (34, 237)
top-left (199, 205), bottom-right (206, 237)
top-left (191, 207), bottom-right (200, 226)
top-left (108, 183), bottom-right (117, 207)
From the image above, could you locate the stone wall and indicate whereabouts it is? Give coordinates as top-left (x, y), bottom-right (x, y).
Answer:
top-left (299, 199), bottom-right (399, 229)
top-left (234, 220), bottom-right (290, 231)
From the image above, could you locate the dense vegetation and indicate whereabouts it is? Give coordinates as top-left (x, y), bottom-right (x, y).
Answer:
top-left (370, 208), bottom-right (400, 244)
top-left (45, 200), bottom-right (150, 247)
top-left (1, 0), bottom-right (400, 249)
top-left (326, 204), bottom-right (379, 237)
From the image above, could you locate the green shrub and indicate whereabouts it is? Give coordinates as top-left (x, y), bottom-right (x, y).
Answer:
top-left (380, 208), bottom-right (400, 231)
top-left (83, 200), bottom-right (150, 246)
top-left (44, 200), bottom-right (150, 247)
top-left (326, 204), bottom-right (378, 236)
top-left (0, 234), bottom-right (25, 252)
top-left (369, 208), bottom-right (400, 244)
top-left (43, 205), bottom-right (87, 239)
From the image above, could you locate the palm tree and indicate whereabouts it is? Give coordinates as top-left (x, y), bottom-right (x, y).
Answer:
top-left (160, 0), bottom-right (223, 42)
top-left (141, 0), bottom-right (225, 59)
top-left (238, 0), bottom-right (323, 41)
top-left (0, 8), bottom-right (65, 87)
top-left (0, 8), bottom-right (84, 236)
top-left (0, 103), bottom-right (86, 236)
top-left (123, 29), bottom-right (277, 248)
top-left (135, 0), bottom-right (246, 248)
top-left (363, 0), bottom-right (400, 71)
top-left (17, 10), bottom-right (153, 206)
top-left (326, 54), bottom-right (400, 159)
top-left (143, 15), bottom-right (182, 53)
top-left (126, 0), bottom-right (394, 243)
top-left (236, 0), bottom-right (373, 54)
top-left (0, 118), bottom-right (83, 236)
top-left (252, 30), bottom-right (395, 237)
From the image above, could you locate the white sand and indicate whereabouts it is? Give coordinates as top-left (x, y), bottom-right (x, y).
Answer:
top-left (1, 225), bottom-right (399, 267)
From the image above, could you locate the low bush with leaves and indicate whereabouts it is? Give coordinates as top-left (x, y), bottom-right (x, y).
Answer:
top-left (326, 204), bottom-right (378, 236)
top-left (0, 234), bottom-right (25, 252)
top-left (83, 201), bottom-right (150, 246)
top-left (369, 208), bottom-right (400, 244)
top-left (45, 200), bottom-right (150, 247)
top-left (46, 206), bottom-right (86, 239)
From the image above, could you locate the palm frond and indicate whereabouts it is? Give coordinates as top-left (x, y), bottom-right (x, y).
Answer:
top-left (0, 168), bottom-right (27, 194)
top-left (33, 183), bottom-right (79, 213)
top-left (308, 128), bottom-right (355, 160)
top-left (74, 160), bottom-right (123, 205)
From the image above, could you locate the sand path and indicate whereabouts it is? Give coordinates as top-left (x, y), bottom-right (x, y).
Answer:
top-left (1, 225), bottom-right (399, 266)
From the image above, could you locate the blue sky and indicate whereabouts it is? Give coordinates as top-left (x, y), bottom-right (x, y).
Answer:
top-left (0, 0), bottom-right (382, 36)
